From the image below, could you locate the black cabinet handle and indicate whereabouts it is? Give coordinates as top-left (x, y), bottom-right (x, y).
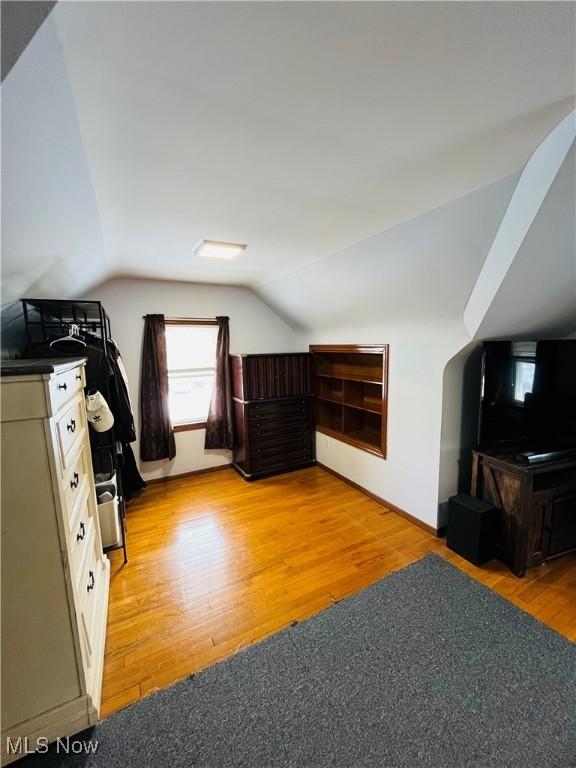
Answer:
top-left (67, 419), bottom-right (76, 433)
top-left (70, 472), bottom-right (79, 489)
top-left (77, 521), bottom-right (86, 542)
top-left (87, 570), bottom-right (95, 592)
top-left (75, 374), bottom-right (82, 381)
top-left (58, 383), bottom-right (67, 391)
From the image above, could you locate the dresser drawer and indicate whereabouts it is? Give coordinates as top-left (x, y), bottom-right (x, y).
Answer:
top-left (249, 406), bottom-right (311, 426)
top-left (249, 428), bottom-right (313, 453)
top-left (250, 414), bottom-right (312, 437)
top-left (248, 417), bottom-right (313, 442)
top-left (247, 398), bottom-right (311, 422)
top-left (55, 395), bottom-right (86, 472)
top-left (50, 366), bottom-right (85, 413)
top-left (68, 503), bottom-right (95, 590)
top-left (62, 446), bottom-right (92, 533)
top-left (78, 536), bottom-right (104, 660)
top-left (253, 445), bottom-right (314, 472)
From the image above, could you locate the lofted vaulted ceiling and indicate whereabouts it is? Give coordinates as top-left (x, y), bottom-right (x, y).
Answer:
top-left (51, 1), bottom-right (575, 288)
top-left (2, 1), bottom-right (575, 339)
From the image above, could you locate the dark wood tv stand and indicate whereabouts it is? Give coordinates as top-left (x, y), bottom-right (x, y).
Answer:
top-left (471, 449), bottom-right (576, 576)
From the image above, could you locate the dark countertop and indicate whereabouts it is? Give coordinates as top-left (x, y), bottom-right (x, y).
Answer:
top-left (0, 358), bottom-right (87, 377)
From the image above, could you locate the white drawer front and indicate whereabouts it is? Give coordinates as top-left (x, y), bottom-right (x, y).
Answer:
top-left (55, 396), bottom-right (85, 473)
top-left (50, 366), bottom-right (85, 413)
top-left (68, 501), bottom-right (95, 587)
top-left (62, 446), bottom-right (92, 533)
top-left (79, 543), bottom-right (104, 661)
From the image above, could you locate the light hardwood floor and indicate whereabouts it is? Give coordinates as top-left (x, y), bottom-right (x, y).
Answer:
top-left (102, 465), bottom-right (576, 716)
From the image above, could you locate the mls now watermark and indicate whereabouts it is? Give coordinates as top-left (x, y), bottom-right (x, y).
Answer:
top-left (6, 736), bottom-right (99, 757)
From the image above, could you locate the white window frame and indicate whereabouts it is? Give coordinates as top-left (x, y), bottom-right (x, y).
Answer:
top-left (165, 319), bottom-right (219, 431)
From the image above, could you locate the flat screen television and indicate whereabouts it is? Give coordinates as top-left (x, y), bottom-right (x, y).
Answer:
top-left (478, 340), bottom-right (576, 453)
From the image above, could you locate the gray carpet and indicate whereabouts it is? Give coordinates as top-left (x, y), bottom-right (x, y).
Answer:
top-left (20, 555), bottom-right (576, 768)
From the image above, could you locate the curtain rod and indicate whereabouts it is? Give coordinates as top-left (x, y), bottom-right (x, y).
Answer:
top-left (142, 315), bottom-right (218, 325)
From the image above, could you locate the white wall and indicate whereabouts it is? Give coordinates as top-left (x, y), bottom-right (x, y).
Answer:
top-left (82, 277), bottom-right (304, 481)
top-left (310, 320), bottom-right (469, 530)
top-left (1, 17), bottom-right (107, 310)
top-left (258, 176), bottom-right (518, 530)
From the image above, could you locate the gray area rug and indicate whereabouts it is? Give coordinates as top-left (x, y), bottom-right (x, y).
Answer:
top-left (19, 555), bottom-right (576, 768)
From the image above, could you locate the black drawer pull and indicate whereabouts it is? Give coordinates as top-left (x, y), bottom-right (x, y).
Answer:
top-left (67, 419), bottom-right (76, 433)
top-left (77, 521), bottom-right (86, 542)
top-left (87, 570), bottom-right (95, 592)
top-left (70, 472), bottom-right (79, 489)
top-left (58, 383), bottom-right (68, 391)
top-left (75, 374), bottom-right (82, 381)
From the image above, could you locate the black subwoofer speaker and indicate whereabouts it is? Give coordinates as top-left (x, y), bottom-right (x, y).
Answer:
top-left (447, 494), bottom-right (499, 566)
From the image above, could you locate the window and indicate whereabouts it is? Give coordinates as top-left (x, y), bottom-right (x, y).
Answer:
top-left (511, 340), bottom-right (536, 405)
top-left (513, 360), bottom-right (535, 404)
top-left (165, 322), bottom-right (219, 429)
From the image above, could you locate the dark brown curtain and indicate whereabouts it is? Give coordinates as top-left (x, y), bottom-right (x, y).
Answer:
top-left (205, 316), bottom-right (234, 450)
top-left (140, 314), bottom-right (176, 461)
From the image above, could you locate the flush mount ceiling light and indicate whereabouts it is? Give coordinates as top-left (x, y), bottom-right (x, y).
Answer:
top-left (194, 240), bottom-right (247, 260)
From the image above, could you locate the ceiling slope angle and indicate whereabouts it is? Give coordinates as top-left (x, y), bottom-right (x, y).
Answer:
top-left (52, 1), bottom-right (576, 290)
top-left (464, 110), bottom-right (576, 339)
top-left (1, 16), bottom-right (108, 309)
top-left (472, 141), bottom-right (576, 341)
top-left (256, 172), bottom-right (520, 332)
top-left (1, 0), bottom-right (56, 81)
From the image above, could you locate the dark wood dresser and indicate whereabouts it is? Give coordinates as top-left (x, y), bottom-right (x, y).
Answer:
top-left (472, 449), bottom-right (576, 576)
top-left (231, 353), bottom-right (315, 480)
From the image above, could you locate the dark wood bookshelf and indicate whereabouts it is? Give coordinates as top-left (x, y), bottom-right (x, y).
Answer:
top-left (315, 372), bottom-right (383, 385)
top-left (315, 394), bottom-right (382, 415)
top-left (310, 345), bottom-right (389, 458)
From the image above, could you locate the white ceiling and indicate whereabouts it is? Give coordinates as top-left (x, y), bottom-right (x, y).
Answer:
top-left (53, 1), bottom-right (576, 288)
top-left (260, 171), bottom-right (520, 330)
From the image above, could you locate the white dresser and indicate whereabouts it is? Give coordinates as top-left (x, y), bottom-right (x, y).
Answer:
top-left (1, 358), bottom-right (110, 764)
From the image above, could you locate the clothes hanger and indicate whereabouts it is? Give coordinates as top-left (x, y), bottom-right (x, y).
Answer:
top-left (49, 323), bottom-right (87, 348)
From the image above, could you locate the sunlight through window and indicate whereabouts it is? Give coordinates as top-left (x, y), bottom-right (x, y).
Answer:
top-left (165, 324), bottom-right (219, 425)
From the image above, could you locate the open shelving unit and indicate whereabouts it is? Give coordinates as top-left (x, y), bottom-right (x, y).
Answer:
top-left (310, 345), bottom-right (389, 458)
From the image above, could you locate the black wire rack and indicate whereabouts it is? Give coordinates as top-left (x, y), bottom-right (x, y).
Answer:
top-left (21, 298), bottom-right (128, 563)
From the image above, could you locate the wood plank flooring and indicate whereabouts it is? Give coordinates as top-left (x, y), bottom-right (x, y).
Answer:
top-left (102, 466), bottom-right (576, 716)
